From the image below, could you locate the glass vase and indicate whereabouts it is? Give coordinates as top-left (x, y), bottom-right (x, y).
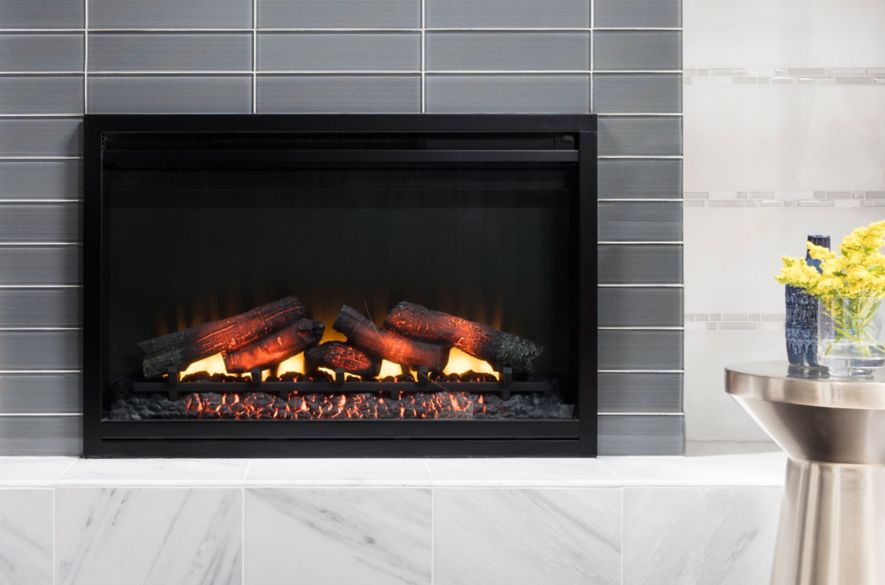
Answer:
top-left (817, 296), bottom-right (885, 378)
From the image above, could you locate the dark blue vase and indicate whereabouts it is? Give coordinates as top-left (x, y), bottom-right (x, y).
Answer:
top-left (785, 234), bottom-right (830, 367)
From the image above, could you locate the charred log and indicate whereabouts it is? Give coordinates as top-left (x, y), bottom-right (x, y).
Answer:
top-left (138, 296), bottom-right (306, 378)
top-left (333, 305), bottom-right (449, 371)
top-left (222, 318), bottom-right (324, 373)
top-left (305, 341), bottom-right (382, 378)
top-left (384, 301), bottom-right (543, 373)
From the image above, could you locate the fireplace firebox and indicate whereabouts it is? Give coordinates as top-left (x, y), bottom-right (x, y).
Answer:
top-left (83, 115), bottom-right (597, 457)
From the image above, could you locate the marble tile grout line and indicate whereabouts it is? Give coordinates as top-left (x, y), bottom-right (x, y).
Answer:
top-left (242, 459), bottom-right (251, 585)
top-left (251, 0), bottom-right (257, 113)
top-left (423, 459), bottom-right (434, 585)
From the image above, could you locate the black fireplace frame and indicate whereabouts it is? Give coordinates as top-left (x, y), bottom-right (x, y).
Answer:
top-left (82, 114), bottom-right (597, 457)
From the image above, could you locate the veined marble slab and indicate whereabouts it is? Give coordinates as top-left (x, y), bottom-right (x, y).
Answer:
top-left (0, 488), bottom-right (53, 585)
top-left (246, 458), bottom-right (431, 486)
top-left (245, 487), bottom-right (432, 585)
top-left (425, 457), bottom-right (619, 486)
top-left (58, 458), bottom-right (249, 486)
top-left (0, 456), bottom-right (76, 486)
top-left (599, 452), bottom-right (787, 486)
top-left (56, 487), bottom-right (242, 585)
top-left (434, 487), bottom-right (621, 585)
top-left (623, 486), bottom-right (781, 585)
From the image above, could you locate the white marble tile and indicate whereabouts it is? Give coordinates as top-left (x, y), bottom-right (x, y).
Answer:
top-left (600, 452), bottom-right (786, 487)
top-left (684, 328), bottom-right (784, 442)
top-left (56, 487), bottom-right (242, 585)
top-left (685, 441), bottom-right (782, 456)
top-left (245, 487), bottom-right (431, 585)
top-left (434, 487), bottom-right (620, 585)
top-left (245, 458), bottom-right (431, 486)
top-left (0, 456), bottom-right (76, 486)
top-left (58, 458), bottom-right (249, 485)
top-left (684, 206), bottom-right (881, 316)
top-left (684, 0), bottom-right (885, 68)
top-left (425, 458), bottom-right (618, 486)
top-left (685, 83), bottom-right (885, 192)
top-left (0, 489), bottom-right (53, 585)
top-left (623, 487), bottom-right (781, 585)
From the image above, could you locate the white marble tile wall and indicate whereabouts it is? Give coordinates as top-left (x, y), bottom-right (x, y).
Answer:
top-left (0, 455), bottom-right (787, 585)
top-left (683, 0), bottom-right (885, 441)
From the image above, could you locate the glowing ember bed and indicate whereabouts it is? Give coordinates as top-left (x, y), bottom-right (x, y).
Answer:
top-left (83, 114), bottom-right (597, 456)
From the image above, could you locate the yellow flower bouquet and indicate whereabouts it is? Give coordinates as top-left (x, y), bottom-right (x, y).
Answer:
top-left (776, 220), bottom-right (885, 376)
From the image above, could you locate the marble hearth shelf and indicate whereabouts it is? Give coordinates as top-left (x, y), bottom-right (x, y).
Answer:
top-left (0, 445), bottom-right (788, 585)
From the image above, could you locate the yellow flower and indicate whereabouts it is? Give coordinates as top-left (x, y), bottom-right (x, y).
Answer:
top-left (776, 219), bottom-right (885, 300)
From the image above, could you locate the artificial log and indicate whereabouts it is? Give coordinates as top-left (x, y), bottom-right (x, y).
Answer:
top-left (305, 341), bottom-right (382, 377)
top-left (138, 296), bottom-right (306, 378)
top-left (383, 301), bottom-right (543, 373)
top-left (333, 305), bottom-right (450, 371)
top-left (222, 318), bottom-right (324, 373)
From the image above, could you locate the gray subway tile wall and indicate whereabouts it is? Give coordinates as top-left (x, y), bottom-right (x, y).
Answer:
top-left (0, 373), bottom-right (82, 413)
top-left (257, 33), bottom-right (421, 72)
top-left (0, 0), bottom-right (683, 455)
top-left (88, 34), bottom-right (253, 72)
top-left (258, 0), bottom-right (421, 28)
top-left (0, 34), bottom-right (84, 72)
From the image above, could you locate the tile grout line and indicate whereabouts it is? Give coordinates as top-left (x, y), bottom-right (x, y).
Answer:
top-left (83, 0), bottom-right (89, 114)
top-left (423, 459), bottom-right (434, 585)
top-left (252, 0), bottom-right (257, 113)
top-left (241, 459), bottom-right (251, 585)
top-left (420, 0), bottom-right (426, 113)
top-left (52, 458), bottom-right (78, 585)
top-left (589, 0), bottom-right (594, 113)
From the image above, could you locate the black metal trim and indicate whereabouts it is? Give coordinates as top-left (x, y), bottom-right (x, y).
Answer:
top-left (82, 114), bottom-right (598, 458)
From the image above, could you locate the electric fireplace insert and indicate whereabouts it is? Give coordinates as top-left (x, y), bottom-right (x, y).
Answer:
top-left (83, 114), bottom-right (597, 457)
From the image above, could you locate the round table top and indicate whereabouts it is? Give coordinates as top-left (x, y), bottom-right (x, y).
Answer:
top-left (726, 361), bottom-right (885, 410)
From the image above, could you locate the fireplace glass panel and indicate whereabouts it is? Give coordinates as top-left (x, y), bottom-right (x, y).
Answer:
top-left (100, 134), bottom-right (579, 423)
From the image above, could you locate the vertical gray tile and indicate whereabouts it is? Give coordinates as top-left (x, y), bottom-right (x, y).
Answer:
top-left (598, 414), bottom-right (684, 454)
top-left (598, 159), bottom-right (682, 199)
top-left (593, 73), bottom-right (682, 113)
top-left (594, 0), bottom-right (682, 28)
top-left (0, 288), bottom-right (81, 327)
top-left (258, 33), bottom-right (420, 72)
top-left (0, 489), bottom-right (53, 584)
top-left (0, 119), bottom-right (82, 156)
top-left (0, 77), bottom-right (83, 114)
top-left (598, 372), bottom-right (683, 413)
top-left (0, 416), bottom-right (81, 455)
top-left (0, 34), bottom-right (83, 72)
top-left (594, 31), bottom-right (682, 70)
top-left (0, 331), bottom-right (81, 369)
top-left (89, 0), bottom-right (252, 29)
top-left (0, 373), bottom-right (82, 413)
top-left (0, 248), bottom-right (81, 285)
top-left (598, 287), bottom-right (683, 326)
top-left (0, 203), bottom-right (80, 242)
top-left (435, 488), bottom-right (621, 585)
top-left (598, 200), bottom-right (682, 241)
top-left (0, 161), bottom-right (81, 200)
top-left (426, 75), bottom-right (589, 113)
top-left (258, 0), bottom-right (421, 28)
top-left (88, 76), bottom-right (252, 113)
top-left (425, 32), bottom-right (590, 71)
top-left (599, 330), bottom-right (682, 369)
top-left (257, 75), bottom-right (420, 112)
top-left (0, 0), bottom-right (84, 28)
top-left (598, 245), bottom-right (683, 284)
top-left (427, 0), bottom-right (589, 28)
top-left (88, 33), bottom-right (252, 72)
top-left (598, 116), bottom-right (682, 155)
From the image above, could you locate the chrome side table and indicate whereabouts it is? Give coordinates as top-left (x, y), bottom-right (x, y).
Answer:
top-left (726, 362), bottom-right (885, 585)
